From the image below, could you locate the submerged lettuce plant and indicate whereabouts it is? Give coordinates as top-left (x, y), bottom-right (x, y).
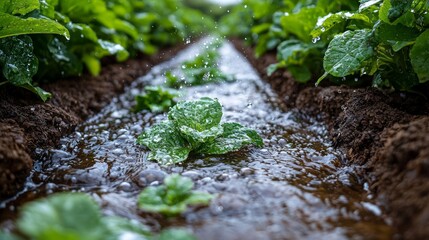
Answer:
top-left (137, 97), bottom-right (263, 164)
top-left (134, 86), bottom-right (179, 113)
top-left (1, 193), bottom-right (196, 240)
top-left (138, 174), bottom-right (213, 216)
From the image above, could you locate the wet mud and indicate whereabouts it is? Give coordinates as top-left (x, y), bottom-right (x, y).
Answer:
top-left (231, 38), bottom-right (429, 239)
top-left (1, 39), bottom-right (395, 239)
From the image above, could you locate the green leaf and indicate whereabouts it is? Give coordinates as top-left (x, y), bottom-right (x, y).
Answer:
top-left (138, 98), bottom-right (263, 164)
top-left (1, 0), bottom-right (40, 16)
top-left (359, 0), bottom-right (383, 12)
top-left (410, 29), bottom-right (429, 83)
top-left (33, 36), bottom-right (83, 80)
top-left (276, 40), bottom-right (313, 65)
top-left (311, 12), bottom-right (370, 38)
top-left (82, 54), bottom-right (101, 76)
top-left (387, 0), bottom-right (412, 22)
top-left (0, 13), bottom-right (70, 39)
top-left (323, 29), bottom-right (375, 78)
top-left (197, 122), bottom-right (263, 155)
top-left (0, 35), bottom-right (51, 101)
top-left (138, 174), bottom-right (213, 216)
top-left (267, 63), bottom-right (282, 76)
top-left (17, 193), bottom-right (109, 240)
top-left (134, 86), bottom-right (179, 113)
top-left (288, 65), bottom-right (312, 83)
top-left (379, 0), bottom-right (415, 26)
top-left (374, 21), bottom-right (420, 51)
top-left (137, 121), bottom-right (191, 165)
top-left (280, 7), bottom-right (325, 42)
top-left (168, 97), bottom-right (223, 148)
top-left (179, 43), bottom-right (234, 86)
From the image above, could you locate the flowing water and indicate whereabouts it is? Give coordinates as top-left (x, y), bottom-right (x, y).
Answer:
top-left (0, 39), bottom-right (393, 239)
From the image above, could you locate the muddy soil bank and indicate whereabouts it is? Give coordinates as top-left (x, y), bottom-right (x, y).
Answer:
top-left (0, 44), bottom-right (186, 199)
top-left (231, 39), bottom-right (429, 239)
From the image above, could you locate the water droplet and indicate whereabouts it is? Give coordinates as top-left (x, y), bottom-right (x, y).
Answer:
top-left (312, 37), bottom-right (321, 43)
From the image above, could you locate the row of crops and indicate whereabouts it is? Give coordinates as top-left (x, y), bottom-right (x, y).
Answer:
top-left (0, 0), bottom-right (215, 101)
top-left (220, 0), bottom-right (429, 91)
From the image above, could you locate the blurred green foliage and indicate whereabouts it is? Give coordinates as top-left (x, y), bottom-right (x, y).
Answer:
top-left (0, 0), bottom-right (215, 100)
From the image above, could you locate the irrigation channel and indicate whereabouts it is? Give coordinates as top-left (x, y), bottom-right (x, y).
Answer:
top-left (0, 38), bottom-right (393, 239)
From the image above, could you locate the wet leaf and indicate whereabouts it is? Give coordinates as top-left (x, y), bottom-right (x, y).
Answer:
top-left (138, 98), bottom-right (263, 164)
top-left (311, 12), bottom-right (370, 38)
top-left (168, 97), bottom-right (223, 148)
top-left (174, 41), bottom-right (234, 87)
top-left (387, 0), bottom-right (412, 23)
top-left (197, 122), bottom-right (263, 155)
top-left (374, 21), bottom-right (420, 51)
top-left (410, 29), bottom-right (429, 83)
top-left (322, 29), bottom-right (375, 78)
top-left (138, 174), bottom-right (213, 216)
top-left (1, 0), bottom-right (40, 16)
top-left (280, 7), bottom-right (325, 42)
top-left (0, 12), bottom-right (70, 39)
top-left (134, 86), bottom-right (179, 113)
top-left (0, 35), bottom-right (51, 101)
top-left (17, 193), bottom-right (108, 240)
top-left (276, 40), bottom-right (314, 65)
top-left (14, 193), bottom-right (160, 240)
top-left (137, 121), bottom-right (191, 165)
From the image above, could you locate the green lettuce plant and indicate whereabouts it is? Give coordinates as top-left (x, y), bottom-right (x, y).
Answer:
top-left (134, 86), bottom-right (179, 113)
top-left (316, 0), bottom-right (429, 90)
top-left (166, 41), bottom-right (234, 88)
top-left (137, 97), bottom-right (263, 165)
top-left (138, 174), bottom-right (213, 216)
top-left (1, 192), bottom-right (196, 240)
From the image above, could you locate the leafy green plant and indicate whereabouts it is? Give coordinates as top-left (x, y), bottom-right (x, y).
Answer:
top-left (137, 97), bottom-right (263, 164)
top-left (0, 0), bottom-right (215, 101)
top-left (138, 174), bottom-right (213, 216)
top-left (134, 86), bottom-right (179, 113)
top-left (2, 192), bottom-right (196, 240)
top-left (221, 0), bottom-right (429, 92)
top-left (221, 0), bottom-right (359, 83)
top-left (166, 41), bottom-right (234, 88)
top-left (316, 0), bottom-right (429, 90)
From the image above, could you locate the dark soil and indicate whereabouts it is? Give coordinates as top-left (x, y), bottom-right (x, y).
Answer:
top-left (231, 39), bottom-right (429, 240)
top-left (0, 44), bottom-right (185, 199)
